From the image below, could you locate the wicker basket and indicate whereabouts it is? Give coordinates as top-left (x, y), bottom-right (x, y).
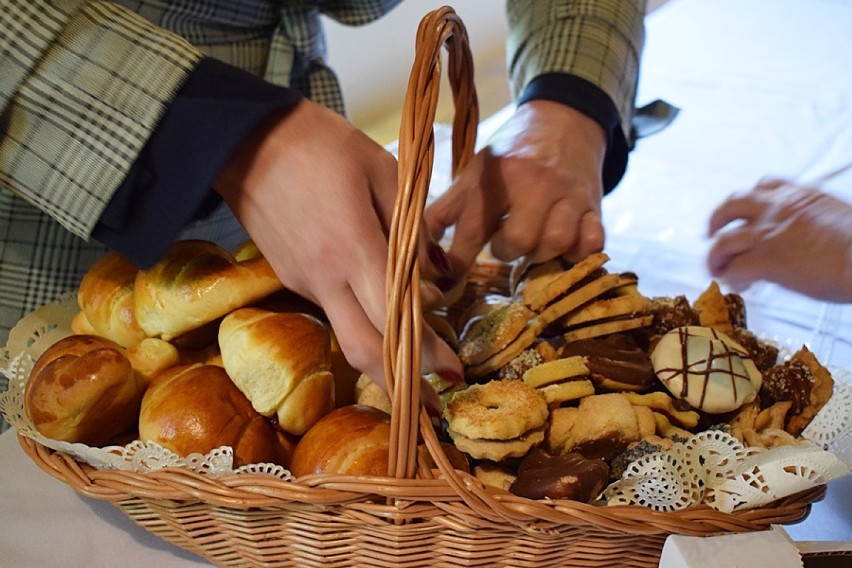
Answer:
top-left (19, 7), bottom-right (825, 567)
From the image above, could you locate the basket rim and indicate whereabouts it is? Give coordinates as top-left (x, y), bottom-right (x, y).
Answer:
top-left (19, 433), bottom-right (824, 537)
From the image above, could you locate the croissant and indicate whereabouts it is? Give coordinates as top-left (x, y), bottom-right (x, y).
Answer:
top-left (219, 307), bottom-right (335, 435)
top-left (133, 240), bottom-right (284, 341)
top-left (76, 252), bottom-right (147, 348)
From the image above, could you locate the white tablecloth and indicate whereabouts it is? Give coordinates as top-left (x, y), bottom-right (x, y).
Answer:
top-left (2, 0), bottom-right (851, 565)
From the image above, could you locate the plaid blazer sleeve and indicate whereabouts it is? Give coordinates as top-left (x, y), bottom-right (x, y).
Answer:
top-left (0, 0), bottom-right (202, 241)
top-left (506, 0), bottom-right (645, 145)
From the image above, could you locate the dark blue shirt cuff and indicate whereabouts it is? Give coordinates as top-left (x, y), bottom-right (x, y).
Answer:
top-left (92, 57), bottom-right (302, 268)
top-left (518, 73), bottom-right (629, 194)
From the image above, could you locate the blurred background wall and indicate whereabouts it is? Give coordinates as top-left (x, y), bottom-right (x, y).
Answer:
top-left (323, 1), bottom-right (510, 145)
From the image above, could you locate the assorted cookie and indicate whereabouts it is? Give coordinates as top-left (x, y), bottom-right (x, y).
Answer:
top-left (437, 253), bottom-right (836, 504)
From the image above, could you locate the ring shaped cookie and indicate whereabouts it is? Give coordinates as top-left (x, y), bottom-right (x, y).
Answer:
top-left (444, 380), bottom-right (548, 441)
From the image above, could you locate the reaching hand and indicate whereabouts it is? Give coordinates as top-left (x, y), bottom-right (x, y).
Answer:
top-left (214, 99), bottom-right (464, 410)
top-left (707, 178), bottom-right (852, 301)
top-left (425, 100), bottom-right (608, 283)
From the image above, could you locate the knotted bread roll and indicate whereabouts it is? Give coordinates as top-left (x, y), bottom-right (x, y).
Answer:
top-left (219, 307), bottom-right (335, 435)
top-left (133, 240), bottom-right (284, 341)
top-left (24, 335), bottom-right (144, 445)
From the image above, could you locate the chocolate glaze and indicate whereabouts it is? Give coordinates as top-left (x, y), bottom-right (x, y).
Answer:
top-left (561, 334), bottom-right (655, 388)
top-left (509, 448), bottom-right (610, 502)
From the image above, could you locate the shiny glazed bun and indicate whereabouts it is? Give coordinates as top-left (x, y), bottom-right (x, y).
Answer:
top-left (133, 240), bottom-right (284, 341)
top-left (219, 307), bottom-right (335, 435)
top-left (290, 405), bottom-right (390, 477)
top-left (139, 364), bottom-right (290, 467)
top-left (24, 335), bottom-right (143, 445)
top-left (76, 252), bottom-right (147, 348)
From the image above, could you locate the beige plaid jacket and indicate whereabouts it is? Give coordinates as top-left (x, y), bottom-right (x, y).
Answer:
top-left (0, 0), bottom-right (645, 414)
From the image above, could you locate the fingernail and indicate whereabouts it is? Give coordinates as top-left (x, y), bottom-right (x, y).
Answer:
top-left (429, 244), bottom-right (453, 276)
top-left (437, 369), bottom-right (465, 386)
top-left (425, 404), bottom-right (442, 420)
top-left (436, 277), bottom-right (457, 292)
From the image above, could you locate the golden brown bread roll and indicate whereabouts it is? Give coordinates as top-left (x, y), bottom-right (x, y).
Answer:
top-left (133, 240), bottom-right (284, 341)
top-left (218, 307), bottom-right (335, 435)
top-left (290, 404), bottom-right (390, 477)
top-left (125, 337), bottom-right (181, 388)
top-left (138, 363), bottom-right (291, 467)
top-left (24, 335), bottom-right (143, 445)
top-left (76, 252), bottom-right (147, 348)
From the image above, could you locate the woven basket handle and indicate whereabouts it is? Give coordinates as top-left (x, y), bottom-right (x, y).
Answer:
top-left (384, 7), bottom-right (535, 526)
top-left (384, 6), bottom-right (477, 480)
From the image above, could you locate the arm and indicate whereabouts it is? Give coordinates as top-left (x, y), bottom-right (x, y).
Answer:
top-left (1, 0), bottom-right (201, 240)
top-left (425, 0), bottom-right (645, 274)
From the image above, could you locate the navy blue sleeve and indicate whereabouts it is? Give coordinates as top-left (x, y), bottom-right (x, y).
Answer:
top-left (518, 73), bottom-right (629, 194)
top-left (92, 57), bottom-right (302, 268)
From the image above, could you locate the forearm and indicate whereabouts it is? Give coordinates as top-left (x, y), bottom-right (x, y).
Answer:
top-left (0, 0), bottom-right (201, 239)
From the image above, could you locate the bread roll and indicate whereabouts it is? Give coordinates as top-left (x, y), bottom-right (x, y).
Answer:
top-left (77, 252), bottom-right (147, 348)
top-left (125, 337), bottom-right (181, 388)
top-left (133, 240), bottom-right (284, 341)
top-left (139, 364), bottom-right (291, 467)
top-left (24, 335), bottom-right (143, 445)
top-left (290, 405), bottom-right (390, 477)
top-left (219, 307), bottom-right (335, 435)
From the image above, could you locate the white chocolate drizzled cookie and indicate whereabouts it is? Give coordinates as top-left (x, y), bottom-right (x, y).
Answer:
top-left (650, 325), bottom-right (762, 414)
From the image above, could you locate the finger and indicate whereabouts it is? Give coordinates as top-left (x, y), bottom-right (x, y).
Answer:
top-left (706, 226), bottom-right (756, 276)
top-left (561, 209), bottom-right (605, 263)
top-left (707, 193), bottom-right (761, 235)
top-left (319, 284), bottom-right (388, 391)
top-left (713, 252), bottom-right (766, 294)
top-left (754, 176), bottom-right (790, 190)
top-left (509, 198), bottom-right (573, 264)
top-left (490, 209), bottom-right (544, 262)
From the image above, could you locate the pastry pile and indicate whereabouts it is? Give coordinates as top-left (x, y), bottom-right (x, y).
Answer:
top-left (360, 252), bottom-right (836, 503)
top-left (23, 240), bottom-right (361, 469)
top-left (22, 243), bottom-right (836, 497)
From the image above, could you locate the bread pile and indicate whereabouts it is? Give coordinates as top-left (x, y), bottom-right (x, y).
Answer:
top-left (24, 239), bottom-right (370, 469)
top-left (357, 252), bottom-right (835, 503)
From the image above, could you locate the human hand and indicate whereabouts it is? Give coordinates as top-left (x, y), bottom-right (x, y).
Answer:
top-left (214, 99), bottom-right (464, 411)
top-left (424, 100), bottom-right (607, 283)
top-left (707, 178), bottom-right (852, 301)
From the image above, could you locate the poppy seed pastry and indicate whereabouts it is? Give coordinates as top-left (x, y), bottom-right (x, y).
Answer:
top-left (651, 326), bottom-right (762, 414)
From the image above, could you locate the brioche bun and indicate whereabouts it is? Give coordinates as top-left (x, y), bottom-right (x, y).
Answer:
top-left (290, 405), bottom-right (390, 477)
top-left (139, 363), bottom-right (291, 467)
top-left (219, 307), bottom-right (335, 435)
top-left (24, 335), bottom-right (143, 445)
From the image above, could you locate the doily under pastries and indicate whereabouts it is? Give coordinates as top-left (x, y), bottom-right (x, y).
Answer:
top-left (0, 295), bottom-right (850, 510)
top-left (603, 429), bottom-right (848, 513)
